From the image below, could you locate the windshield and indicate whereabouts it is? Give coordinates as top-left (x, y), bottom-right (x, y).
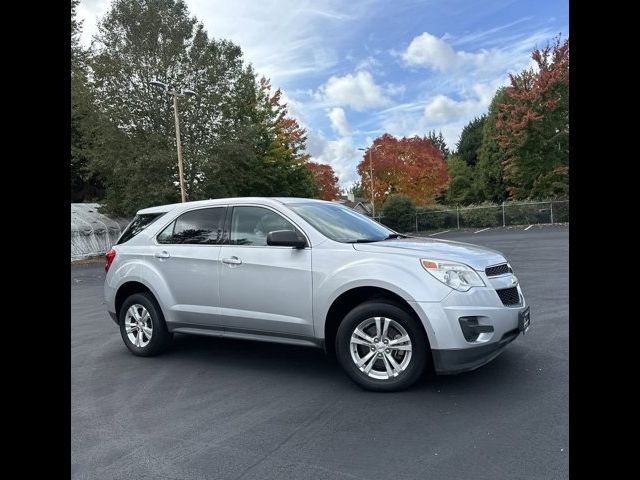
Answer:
top-left (289, 203), bottom-right (396, 243)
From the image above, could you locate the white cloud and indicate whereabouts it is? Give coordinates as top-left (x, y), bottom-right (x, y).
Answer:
top-left (423, 81), bottom-right (497, 123)
top-left (77, 0), bottom-right (109, 45)
top-left (402, 29), bottom-right (559, 80)
top-left (78, 0), bottom-right (378, 90)
top-left (402, 32), bottom-right (463, 71)
top-left (384, 82), bottom-right (406, 97)
top-left (378, 78), bottom-right (508, 150)
top-left (403, 31), bottom-right (533, 75)
top-left (423, 95), bottom-right (468, 122)
top-left (307, 133), bottom-right (360, 187)
top-left (327, 107), bottom-right (352, 137)
top-left (320, 70), bottom-right (391, 111)
top-left (355, 56), bottom-right (381, 71)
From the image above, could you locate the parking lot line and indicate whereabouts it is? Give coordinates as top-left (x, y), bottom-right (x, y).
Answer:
top-left (429, 230), bottom-right (450, 236)
top-left (474, 228), bottom-right (490, 234)
top-left (524, 225), bottom-right (533, 231)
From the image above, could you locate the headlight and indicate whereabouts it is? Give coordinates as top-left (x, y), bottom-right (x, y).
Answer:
top-left (420, 259), bottom-right (485, 291)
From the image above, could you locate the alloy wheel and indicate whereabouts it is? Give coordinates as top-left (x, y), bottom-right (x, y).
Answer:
top-left (349, 316), bottom-right (412, 380)
top-left (124, 304), bottom-right (153, 348)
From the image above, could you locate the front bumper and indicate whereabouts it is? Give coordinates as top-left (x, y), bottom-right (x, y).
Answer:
top-left (409, 284), bottom-right (528, 374)
top-left (432, 328), bottom-right (520, 374)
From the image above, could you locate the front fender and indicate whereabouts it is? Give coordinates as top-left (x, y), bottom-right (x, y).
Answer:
top-left (312, 250), bottom-right (451, 342)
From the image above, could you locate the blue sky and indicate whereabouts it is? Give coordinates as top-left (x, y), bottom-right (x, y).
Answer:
top-left (78, 0), bottom-right (568, 188)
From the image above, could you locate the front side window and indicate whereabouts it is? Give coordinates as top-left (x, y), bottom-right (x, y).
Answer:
top-left (230, 206), bottom-right (298, 246)
top-left (157, 207), bottom-right (226, 245)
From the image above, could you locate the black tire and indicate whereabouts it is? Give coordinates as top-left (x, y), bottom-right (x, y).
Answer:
top-left (118, 292), bottom-right (173, 357)
top-left (335, 301), bottom-right (429, 392)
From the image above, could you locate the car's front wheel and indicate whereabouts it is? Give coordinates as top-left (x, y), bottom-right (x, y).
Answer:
top-left (119, 292), bottom-right (172, 356)
top-left (336, 301), bottom-right (429, 391)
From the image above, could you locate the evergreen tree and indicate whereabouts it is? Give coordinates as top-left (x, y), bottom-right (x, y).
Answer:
top-left (475, 88), bottom-right (509, 203)
top-left (426, 130), bottom-right (450, 160)
top-left (456, 116), bottom-right (486, 166)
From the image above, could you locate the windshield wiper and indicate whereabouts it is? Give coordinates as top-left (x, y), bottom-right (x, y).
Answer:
top-left (346, 233), bottom-right (408, 243)
top-left (347, 238), bottom-right (381, 243)
top-left (384, 233), bottom-right (408, 239)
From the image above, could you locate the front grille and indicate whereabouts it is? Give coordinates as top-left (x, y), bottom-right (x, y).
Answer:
top-left (496, 287), bottom-right (520, 306)
top-left (485, 263), bottom-right (512, 277)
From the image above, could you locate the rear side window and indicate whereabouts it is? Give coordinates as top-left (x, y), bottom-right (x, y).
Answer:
top-left (117, 213), bottom-right (165, 245)
top-left (157, 207), bottom-right (226, 245)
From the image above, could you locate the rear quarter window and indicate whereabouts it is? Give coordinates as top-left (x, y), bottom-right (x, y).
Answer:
top-left (117, 213), bottom-right (165, 245)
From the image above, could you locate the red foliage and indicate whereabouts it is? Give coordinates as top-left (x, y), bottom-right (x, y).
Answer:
top-left (356, 133), bottom-right (449, 209)
top-left (306, 162), bottom-right (340, 200)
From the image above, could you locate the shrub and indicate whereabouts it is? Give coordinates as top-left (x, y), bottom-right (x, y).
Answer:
top-left (460, 204), bottom-right (501, 228)
top-left (380, 195), bottom-right (417, 232)
top-left (416, 207), bottom-right (457, 230)
top-left (504, 202), bottom-right (550, 225)
top-left (551, 200), bottom-right (569, 223)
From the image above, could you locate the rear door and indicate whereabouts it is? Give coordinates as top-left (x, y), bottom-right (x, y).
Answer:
top-left (153, 206), bottom-right (227, 328)
top-left (218, 205), bottom-right (314, 338)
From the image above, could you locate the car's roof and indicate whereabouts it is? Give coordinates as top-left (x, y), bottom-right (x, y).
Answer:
top-left (136, 197), bottom-right (330, 215)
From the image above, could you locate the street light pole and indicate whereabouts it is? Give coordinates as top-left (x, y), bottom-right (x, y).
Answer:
top-left (172, 93), bottom-right (187, 203)
top-left (358, 145), bottom-right (381, 219)
top-left (150, 80), bottom-right (196, 203)
top-left (368, 148), bottom-right (375, 218)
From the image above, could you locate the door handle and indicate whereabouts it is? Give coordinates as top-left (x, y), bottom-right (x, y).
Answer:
top-left (154, 251), bottom-right (171, 259)
top-left (222, 256), bottom-right (242, 265)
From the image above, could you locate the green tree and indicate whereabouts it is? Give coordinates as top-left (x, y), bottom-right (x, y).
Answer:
top-left (349, 181), bottom-right (364, 198)
top-left (84, 0), bottom-right (316, 215)
top-left (456, 116), bottom-right (486, 166)
top-left (475, 88), bottom-right (509, 203)
top-left (89, 0), bottom-right (264, 214)
top-left (240, 78), bottom-right (316, 197)
top-left (426, 130), bottom-right (450, 160)
top-left (445, 155), bottom-right (477, 205)
top-left (71, 0), bottom-right (104, 202)
top-left (381, 195), bottom-right (416, 233)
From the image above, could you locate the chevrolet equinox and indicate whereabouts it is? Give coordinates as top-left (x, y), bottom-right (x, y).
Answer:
top-left (104, 197), bottom-right (530, 391)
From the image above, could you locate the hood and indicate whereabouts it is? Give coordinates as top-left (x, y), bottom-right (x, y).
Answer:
top-left (352, 237), bottom-right (506, 270)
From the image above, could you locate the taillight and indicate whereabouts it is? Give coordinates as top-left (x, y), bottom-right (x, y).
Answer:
top-left (105, 248), bottom-right (116, 273)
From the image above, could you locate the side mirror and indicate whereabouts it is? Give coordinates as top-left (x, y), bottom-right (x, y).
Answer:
top-left (266, 230), bottom-right (306, 249)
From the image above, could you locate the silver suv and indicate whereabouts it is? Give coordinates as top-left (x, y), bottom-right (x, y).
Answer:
top-left (104, 197), bottom-right (530, 391)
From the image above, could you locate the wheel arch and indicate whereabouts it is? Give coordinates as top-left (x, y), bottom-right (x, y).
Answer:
top-left (322, 285), bottom-right (432, 358)
top-left (115, 281), bottom-right (160, 323)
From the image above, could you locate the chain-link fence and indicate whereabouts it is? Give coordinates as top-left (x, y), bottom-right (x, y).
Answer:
top-left (375, 200), bottom-right (568, 233)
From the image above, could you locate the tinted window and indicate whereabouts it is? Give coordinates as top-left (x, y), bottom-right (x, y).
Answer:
top-left (230, 206), bottom-right (297, 246)
top-left (289, 203), bottom-right (393, 243)
top-left (117, 213), bottom-right (165, 245)
top-left (157, 207), bottom-right (226, 244)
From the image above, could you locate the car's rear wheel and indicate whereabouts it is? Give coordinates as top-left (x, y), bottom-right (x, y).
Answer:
top-left (119, 292), bottom-right (172, 356)
top-left (336, 301), bottom-right (429, 391)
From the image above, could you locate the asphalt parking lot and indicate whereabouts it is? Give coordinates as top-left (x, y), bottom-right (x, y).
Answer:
top-left (71, 225), bottom-right (568, 480)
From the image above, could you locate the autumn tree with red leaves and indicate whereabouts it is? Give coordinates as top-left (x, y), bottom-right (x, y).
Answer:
top-left (494, 36), bottom-right (569, 199)
top-left (357, 134), bottom-right (449, 210)
top-left (306, 162), bottom-right (340, 200)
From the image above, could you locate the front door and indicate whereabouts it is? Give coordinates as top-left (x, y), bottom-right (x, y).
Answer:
top-left (218, 205), bottom-right (313, 338)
